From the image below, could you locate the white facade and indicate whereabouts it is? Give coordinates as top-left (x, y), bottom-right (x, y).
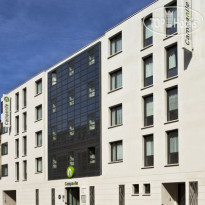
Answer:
top-left (0, 0), bottom-right (205, 204)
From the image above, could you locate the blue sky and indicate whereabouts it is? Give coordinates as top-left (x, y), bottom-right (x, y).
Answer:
top-left (0, 0), bottom-right (155, 98)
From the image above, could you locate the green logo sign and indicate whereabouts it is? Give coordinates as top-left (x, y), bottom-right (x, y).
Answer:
top-left (66, 166), bottom-right (74, 178)
top-left (4, 97), bottom-right (9, 102)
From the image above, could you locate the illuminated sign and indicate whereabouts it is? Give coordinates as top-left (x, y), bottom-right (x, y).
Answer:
top-left (66, 166), bottom-right (75, 178)
top-left (2, 95), bottom-right (10, 128)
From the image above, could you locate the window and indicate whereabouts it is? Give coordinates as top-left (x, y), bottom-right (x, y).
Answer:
top-left (166, 2), bottom-right (177, 36)
top-left (111, 141), bottom-right (123, 162)
top-left (36, 79), bottom-right (42, 95)
top-left (1, 101), bottom-right (3, 114)
top-left (68, 121), bottom-right (74, 136)
top-left (88, 114), bottom-right (95, 131)
top-left (15, 116), bottom-right (19, 134)
top-left (133, 184), bottom-right (139, 195)
top-left (144, 184), bottom-right (151, 195)
top-left (22, 88), bottom-right (27, 107)
top-left (68, 152), bottom-right (74, 166)
top-left (90, 186), bottom-right (95, 205)
top-left (36, 105), bottom-right (42, 121)
top-left (167, 87), bottom-right (178, 121)
top-left (68, 91), bottom-right (75, 106)
top-left (15, 92), bottom-right (19, 111)
top-left (119, 185), bottom-right (125, 205)
top-left (110, 104), bottom-right (122, 126)
top-left (51, 127), bottom-right (57, 140)
top-left (36, 157), bottom-right (42, 172)
top-left (36, 189), bottom-right (39, 205)
top-left (52, 156), bottom-right (57, 169)
top-left (110, 69), bottom-right (122, 91)
top-left (144, 95), bottom-right (153, 127)
top-left (189, 182), bottom-right (198, 205)
top-left (23, 136), bottom-right (27, 156)
top-left (2, 164), bottom-right (8, 177)
top-left (36, 131), bottom-right (42, 146)
top-left (23, 160), bottom-right (27, 180)
top-left (143, 15), bottom-right (153, 47)
top-left (15, 139), bottom-right (19, 158)
top-left (167, 44), bottom-right (178, 78)
top-left (144, 55), bottom-right (153, 87)
top-left (51, 188), bottom-right (55, 205)
top-left (51, 71), bottom-right (57, 86)
top-left (110, 32), bottom-right (122, 56)
top-left (144, 135), bottom-right (154, 167)
top-left (1, 123), bottom-right (8, 134)
top-left (88, 147), bottom-right (96, 164)
top-left (167, 130), bottom-right (178, 164)
top-left (51, 100), bottom-right (57, 113)
top-left (68, 62), bottom-right (74, 76)
top-left (1, 143), bottom-right (8, 155)
top-left (88, 82), bottom-right (95, 98)
top-left (15, 162), bottom-right (19, 181)
top-left (88, 51), bottom-right (95, 66)
top-left (23, 112), bottom-right (27, 131)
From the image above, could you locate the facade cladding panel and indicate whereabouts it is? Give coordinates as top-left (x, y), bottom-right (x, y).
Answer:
top-left (48, 43), bottom-right (101, 180)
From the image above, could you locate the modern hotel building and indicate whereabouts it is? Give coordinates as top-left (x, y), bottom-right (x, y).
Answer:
top-left (0, 0), bottom-right (205, 204)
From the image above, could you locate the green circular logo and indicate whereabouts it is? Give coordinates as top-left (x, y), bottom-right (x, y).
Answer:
top-left (4, 97), bottom-right (9, 102)
top-left (66, 166), bottom-right (74, 178)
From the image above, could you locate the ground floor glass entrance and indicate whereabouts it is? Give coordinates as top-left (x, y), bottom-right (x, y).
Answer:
top-left (66, 188), bottom-right (80, 205)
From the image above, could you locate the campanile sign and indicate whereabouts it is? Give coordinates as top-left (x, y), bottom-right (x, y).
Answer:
top-left (2, 95), bottom-right (10, 128)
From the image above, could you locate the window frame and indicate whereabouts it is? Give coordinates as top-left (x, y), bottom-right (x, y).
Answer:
top-left (110, 140), bottom-right (123, 162)
top-left (133, 184), bottom-right (139, 195)
top-left (15, 92), bottom-right (19, 111)
top-left (36, 131), bottom-right (42, 147)
top-left (88, 113), bottom-right (96, 131)
top-left (143, 184), bottom-right (151, 195)
top-left (110, 68), bottom-right (122, 91)
top-left (51, 156), bottom-right (57, 169)
top-left (15, 162), bottom-right (19, 181)
top-left (51, 71), bottom-right (57, 86)
top-left (22, 88), bottom-right (27, 107)
top-left (36, 105), bottom-right (42, 121)
top-left (35, 79), bottom-right (42, 95)
top-left (36, 157), bottom-right (43, 173)
top-left (15, 138), bottom-right (19, 158)
top-left (144, 135), bottom-right (154, 167)
top-left (143, 14), bottom-right (153, 47)
top-left (68, 120), bottom-right (75, 136)
top-left (143, 55), bottom-right (153, 87)
top-left (144, 95), bottom-right (154, 127)
top-left (23, 136), bottom-right (27, 156)
top-left (110, 104), bottom-right (122, 127)
top-left (68, 90), bottom-right (75, 106)
top-left (167, 87), bottom-right (178, 121)
top-left (87, 81), bottom-right (96, 98)
top-left (23, 160), bottom-right (27, 180)
top-left (23, 112), bottom-right (27, 132)
top-left (2, 164), bottom-right (8, 177)
top-left (1, 142), bottom-right (8, 156)
top-left (68, 152), bottom-right (74, 166)
top-left (88, 147), bottom-right (96, 164)
top-left (109, 32), bottom-right (122, 56)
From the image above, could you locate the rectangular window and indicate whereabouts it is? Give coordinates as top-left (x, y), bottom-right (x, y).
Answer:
top-left (23, 136), bottom-right (27, 156)
top-left (110, 104), bottom-right (122, 126)
top-left (144, 55), bottom-right (153, 87)
top-left (111, 141), bottom-right (123, 162)
top-left (36, 157), bottom-right (42, 172)
top-left (51, 100), bottom-right (57, 113)
top-left (15, 139), bottom-right (19, 158)
top-left (36, 131), bottom-right (42, 146)
top-left (36, 189), bottom-right (39, 205)
top-left (144, 184), bottom-right (151, 195)
top-left (167, 130), bottom-right (178, 164)
top-left (52, 156), bottom-right (57, 169)
top-left (88, 147), bottom-right (96, 164)
top-left (15, 92), bottom-right (19, 111)
top-left (88, 81), bottom-right (95, 98)
top-left (189, 182), bottom-right (198, 205)
top-left (51, 127), bottom-right (57, 140)
top-left (51, 71), bottom-right (57, 86)
top-left (2, 164), bottom-right (8, 177)
top-left (1, 142), bottom-right (8, 156)
top-left (36, 105), bottom-right (42, 121)
top-left (167, 44), bottom-right (178, 78)
top-left (22, 88), bottom-right (27, 107)
top-left (167, 87), bottom-right (178, 121)
top-left (68, 121), bottom-right (74, 136)
top-left (68, 62), bottom-right (74, 77)
top-left (1, 101), bottom-right (3, 114)
top-left (15, 162), bottom-right (19, 181)
top-left (143, 16), bottom-right (153, 47)
top-left (1, 123), bottom-right (8, 135)
top-left (36, 79), bottom-right (42, 95)
top-left (110, 32), bottom-right (122, 56)
top-left (23, 160), bottom-right (27, 180)
top-left (166, 2), bottom-right (177, 36)
top-left (88, 50), bottom-right (95, 66)
top-left (23, 112), bottom-right (27, 132)
top-left (144, 95), bottom-right (153, 127)
top-left (68, 152), bottom-right (74, 166)
top-left (90, 186), bottom-right (95, 205)
top-left (88, 114), bottom-right (95, 131)
top-left (110, 69), bottom-right (122, 91)
top-left (133, 184), bottom-right (139, 195)
top-left (119, 185), bottom-right (125, 205)
top-left (68, 91), bottom-right (75, 106)
top-left (15, 116), bottom-right (19, 134)
top-left (144, 135), bottom-right (154, 167)
top-left (51, 188), bottom-right (55, 205)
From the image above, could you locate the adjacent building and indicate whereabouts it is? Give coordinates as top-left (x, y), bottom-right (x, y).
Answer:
top-left (0, 0), bottom-right (205, 204)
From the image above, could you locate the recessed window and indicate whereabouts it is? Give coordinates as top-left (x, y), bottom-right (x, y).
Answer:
top-left (68, 62), bottom-right (74, 77)
top-left (1, 142), bottom-right (8, 156)
top-left (36, 131), bottom-right (42, 146)
top-left (88, 147), bottom-right (96, 164)
top-left (144, 135), bottom-right (154, 167)
top-left (51, 127), bottom-right (57, 141)
top-left (88, 81), bottom-right (95, 98)
top-left (88, 114), bottom-right (95, 131)
top-left (22, 88), bottom-right (27, 107)
top-left (2, 164), bottom-right (8, 177)
top-left (143, 15), bottom-right (153, 47)
top-left (51, 71), bottom-right (57, 86)
top-left (144, 184), bottom-right (151, 195)
top-left (23, 160), bottom-right (27, 180)
top-left (166, 2), bottom-right (177, 36)
top-left (36, 79), bottom-right (42, 95)
top-left (167, 87), bottom-right (178, 121)
top-left (23, 136), bottom-right (27, 156)
top-left (1, 123), bottom-right (8, 135)
top-left (23, 112), bottom-right (27, 132)
top-left (133, 184), bottom-right (139, 195)
top-left (110, 141), bottom-right (123, 162)
top-left (167, 130), bottom-right (178, 164)
top-left (110, 32), bottom-right (122, 56)
top-left (36, 105), bottom-right (42, 121)
top-left (110, 69), bottom-right (122, 91)
top-left (144, 95), bottom-right (153, 127)
top-left (36, 157), bottom-right (42, 173)
top-left (143, 55), bottom-right (153, 87)
top-left (68, 91), bottom-right (75, 106)
top-left (166, 44), bottom-right (178, 78)
top-left (15, 139), bottom-right (19, 158)
top-left (88, 50), bottom-right (95, 66)
top-left (52, 156), bottom-right (57, 169)
top-left (15, 116), bottom-right (19, 134)
top-left (68, 152), bottom-right (74, 166)
top-left (15, 92), bottom-right (19, 111)
top-left (15, 162), bottom-right (19, 181)
top-left (68, 121), bottom-right (74, 136)
top-left (51, 100), bottom-right (57, 113)
top-left (110, 104), bottom-right (122, 126)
